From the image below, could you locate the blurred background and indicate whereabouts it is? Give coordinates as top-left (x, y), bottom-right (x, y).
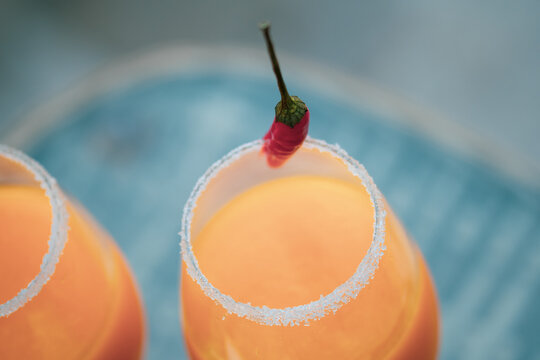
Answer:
top-left (1, 0), bottom-right (539, 168)
top-left (1, 1), bottom-right (540, 359)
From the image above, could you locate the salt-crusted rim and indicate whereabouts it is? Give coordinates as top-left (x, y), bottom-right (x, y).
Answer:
top-left (179, 137), bottom-right (386, 326)
top-left (0, 144), bottom-right (69, 318)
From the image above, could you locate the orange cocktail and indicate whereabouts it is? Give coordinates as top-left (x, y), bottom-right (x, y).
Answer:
top-left (0, 145), bottom-right (145, 359)
top-left (180, 138), bottom-right (439, 359)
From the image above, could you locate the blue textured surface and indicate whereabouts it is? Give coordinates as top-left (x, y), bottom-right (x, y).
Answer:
top-left (18, 71), bottom-right (540, 359)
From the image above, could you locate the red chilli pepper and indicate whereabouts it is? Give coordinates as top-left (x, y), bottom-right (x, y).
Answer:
top-left (262, 110), bottom-right (310, 167)
top-left (260, 22), bottom-right (310, 168)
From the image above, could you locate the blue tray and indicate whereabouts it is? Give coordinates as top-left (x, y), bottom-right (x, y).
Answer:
top-left (3, 47), bottom-right (539, 359)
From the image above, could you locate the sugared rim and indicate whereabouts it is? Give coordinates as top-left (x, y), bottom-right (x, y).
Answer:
top-left (0, 145), bottom-right (69, 318)
top-left (179, 137), bottom-right (386, 326)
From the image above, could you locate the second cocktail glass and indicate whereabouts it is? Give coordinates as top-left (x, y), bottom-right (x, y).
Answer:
top-left (0, 145), bottom-right (146, 359)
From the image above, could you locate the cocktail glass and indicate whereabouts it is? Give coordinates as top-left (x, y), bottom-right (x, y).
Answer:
top-left (0, 145), bottom-right (146, 359)
top-left (180, 137), bottom-right (439, 359)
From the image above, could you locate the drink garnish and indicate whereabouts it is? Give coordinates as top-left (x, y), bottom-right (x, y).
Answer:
top-left (260, 22), bottom-right (310, 168)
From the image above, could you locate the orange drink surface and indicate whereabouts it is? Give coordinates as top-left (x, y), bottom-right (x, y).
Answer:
top-left (0, 185), bottom-right (145, 359)
top-left (182, 175), bottom-right (439, 359)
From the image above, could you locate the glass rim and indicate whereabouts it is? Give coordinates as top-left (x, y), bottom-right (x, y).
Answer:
top-left (180, 137), bottom-right (386, 326)
top-left (0, 144), bottom-right (69, 318)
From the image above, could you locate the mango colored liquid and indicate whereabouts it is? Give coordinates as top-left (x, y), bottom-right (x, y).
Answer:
top-left (0, 185), bottom-right (145, 359)
top-left (182, 175), bottom-right (439, 359)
